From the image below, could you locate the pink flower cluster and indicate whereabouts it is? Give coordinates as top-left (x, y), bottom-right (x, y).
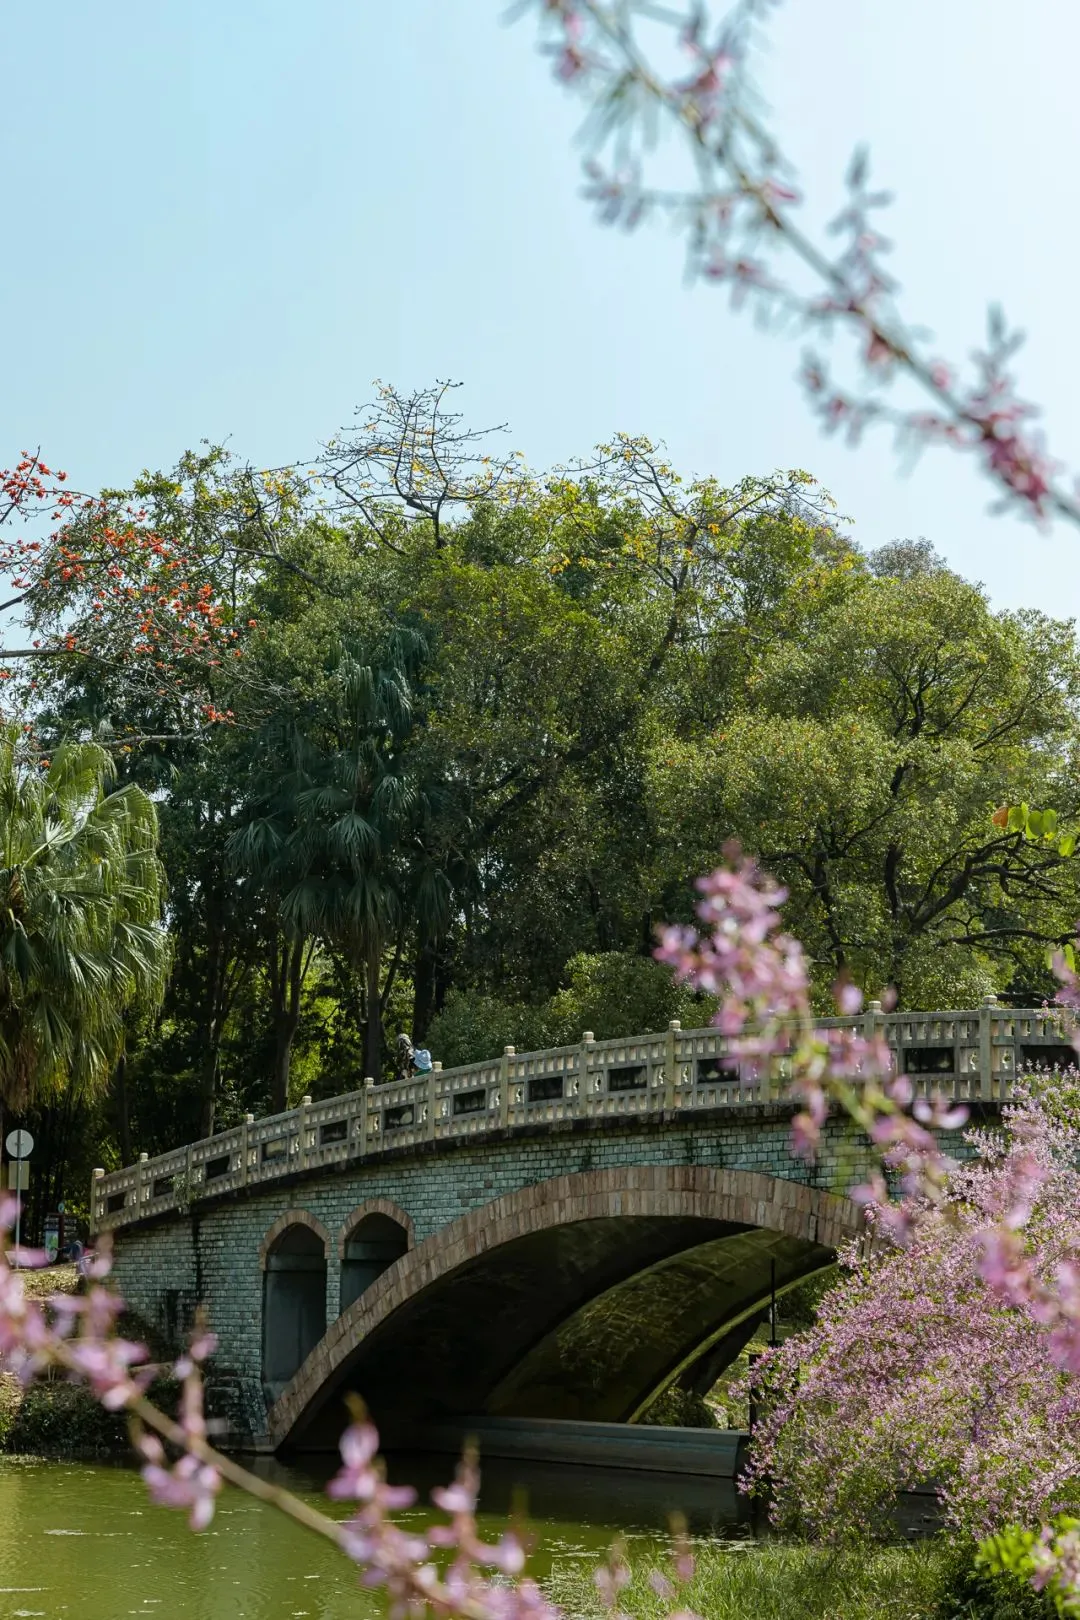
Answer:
top-left (655, 850), bottom-right (806, 1037)
top-left (326, 1428), bottom-right (560, 1620)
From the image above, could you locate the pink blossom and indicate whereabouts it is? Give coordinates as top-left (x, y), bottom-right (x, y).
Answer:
top-left (835, 981), bottom-right (863, 1015)
top-left (327, 1419), bottom-right (385, 1501)
top-left (138, 1433), bottom-right (221, 1531)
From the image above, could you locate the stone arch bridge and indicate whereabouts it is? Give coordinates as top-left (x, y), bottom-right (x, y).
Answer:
top-left (93, 1004), bottom-right (1060, 1452)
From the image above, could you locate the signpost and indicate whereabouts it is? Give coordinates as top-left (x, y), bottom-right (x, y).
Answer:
top-left (4, 1129), bottom-right (33, 1264)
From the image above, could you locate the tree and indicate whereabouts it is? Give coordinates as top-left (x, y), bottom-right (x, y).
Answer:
top-left (0, 725), bottom-right (167, 1116)
top-left (36, 407), bottom-right (1080, 1167)
top-left (321, 380), bottom-right (524, 551)
top-left (427, 950), bottom-right (716, 1067)
top-left (156, 744), bottom-right (262, 1138)
top-left (650, 564), bottom-right (1080, 1004)
top-left (230, 648), bottom-right (442, 1085)
top-left (0, 446), bottom-right (278, 728)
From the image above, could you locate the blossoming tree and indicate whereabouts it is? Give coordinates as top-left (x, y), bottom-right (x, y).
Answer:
top-left (745, 1086), bottom-right (1080, 1542)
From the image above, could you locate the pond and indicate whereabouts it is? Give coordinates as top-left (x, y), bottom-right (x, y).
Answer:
top-left (0, 1451), bottom-right (757, 1620)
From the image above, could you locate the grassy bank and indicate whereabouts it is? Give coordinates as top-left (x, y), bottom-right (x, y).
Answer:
top-left (546, 1539), bottom-right (1051, 1620)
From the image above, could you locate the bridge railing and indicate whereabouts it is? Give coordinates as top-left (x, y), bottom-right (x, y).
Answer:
top-left (90, 1000), bottom-right (1077, 1233)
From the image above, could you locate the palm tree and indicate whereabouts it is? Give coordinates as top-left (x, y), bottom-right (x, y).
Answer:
top-left (231, 649), bottom-right (446, 1092)
top-left (0, 725), bottom-right (168, 1115)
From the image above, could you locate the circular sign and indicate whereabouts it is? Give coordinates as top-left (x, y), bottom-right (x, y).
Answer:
top-left (5, 1129), bottom-right (33, 1160)
top-left (57, 1200), bottom-right (65, 1214)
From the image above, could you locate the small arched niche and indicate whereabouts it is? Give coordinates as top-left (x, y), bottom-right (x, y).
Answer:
top-left (262, 1223), bottom-right (327, 1394)
top-left (340, 1212), bottom-right (409, 1314)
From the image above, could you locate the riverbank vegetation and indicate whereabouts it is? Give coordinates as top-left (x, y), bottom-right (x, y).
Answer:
top-left (545, 1537), bottom-right (1050, 1620)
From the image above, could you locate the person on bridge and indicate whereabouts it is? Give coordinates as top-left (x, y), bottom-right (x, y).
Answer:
top-left (395, 1033), bottom-right (415, 1082)
top-left (395, 1033), bottom-right (433, 1081)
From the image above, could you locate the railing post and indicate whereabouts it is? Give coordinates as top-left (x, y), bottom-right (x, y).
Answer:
top-left (862, 999), bottom-right (884, 1085)
top-left (761, 1030), bottom-right (777, 1104)
top-left (578, 1032), bottom-right (594, 1115)
top-left (136, 1151), bottom-right (148, 1213)
top-left (980, 995), bottom-right (998, 1101)
top-left (427, 1064), bottom-right (440, 1140)
top-left (664, 1021), bottom-right (680, 1111)
top-left (500, 1047), bottom-right (514, 1127)
top-left (91, 1167), bottom-right (104, 1235)
top-left (299, 1096), bottom-right (312, 1170)
top-left (361, 1078), bottom-right (374, 1158)
top-left (241, 1115), bottom-right (254, 1187)
top-left (183, 1145), bottom-right (193, 1208)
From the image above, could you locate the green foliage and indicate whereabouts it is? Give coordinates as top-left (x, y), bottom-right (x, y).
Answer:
top-left (427, 952), bottom-right (715, 1067)
top-left (776, 1268), bottom-right (839, 1333)
top-left (0, 1380), bottom-right (130, 1457)
top-left (637, 1383), bottom-right (717, 1427)
top-left (650, 569), bottom-right (1080, 1006)
top-left (543, 952), bottom-right (716, 1045)
top-left (0, 725), bottom-right (167, 1112)
top-left (1000, 803), bottom-right (1077, 860)
top-left (977, 1524), bottom-right (1076, 1618)
top-left (425, 990), bottom-right (551, 1070)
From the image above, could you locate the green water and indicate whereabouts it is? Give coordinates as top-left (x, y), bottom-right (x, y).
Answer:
top-left (0, 1454), bottom-right (751, 1620)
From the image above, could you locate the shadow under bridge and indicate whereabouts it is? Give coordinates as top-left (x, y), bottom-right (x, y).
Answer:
top-left (268, 1168), bottom-right (860, 1453)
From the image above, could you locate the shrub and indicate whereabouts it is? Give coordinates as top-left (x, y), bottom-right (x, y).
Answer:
top-left (637, 1384), bottom-right (718, 1428)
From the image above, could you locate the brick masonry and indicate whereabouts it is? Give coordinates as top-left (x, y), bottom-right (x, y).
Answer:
top-left (108, 1105), bottom-right (977, 1448)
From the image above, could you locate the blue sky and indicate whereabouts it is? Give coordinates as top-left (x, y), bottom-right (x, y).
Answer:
top-left (3, 1), bottom-right (1078, 614)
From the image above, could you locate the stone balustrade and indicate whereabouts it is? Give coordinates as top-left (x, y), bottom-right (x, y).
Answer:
top-left (90, 1000), bottom-right (1075, 1235)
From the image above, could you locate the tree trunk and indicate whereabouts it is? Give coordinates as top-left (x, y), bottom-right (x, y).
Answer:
top-left (413, 938), bottom-right (436, 1043)
top-left (197, 928), bottom-right (225, 1139)
top-left (414, 935), bottom-right (453, 1040)
top-left (198, 1046), bottom-right (219, 1139)
top-left (269, 934), bottom-right (306, 1114)
top-left (194, 905), bottom-right (251, 1138)
top-left (364, 944), bottom-right (383, 1082)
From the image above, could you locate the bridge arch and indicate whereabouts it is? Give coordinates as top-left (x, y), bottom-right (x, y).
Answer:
top-left (336, 1200), bottom-right (415, 1260)
top-left (261, 1211), bottom-right (331, 1399)
top-left (338, 1202), bottom-right (412, 1315)
top-left (268, 1167), bottom-right (860, 1451)
top-left (259, 1209), bottom-right (331, 1269)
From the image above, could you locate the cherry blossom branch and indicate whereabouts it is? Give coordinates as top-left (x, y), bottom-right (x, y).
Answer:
top-left (514, 1), bottom-right (1076, 526)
